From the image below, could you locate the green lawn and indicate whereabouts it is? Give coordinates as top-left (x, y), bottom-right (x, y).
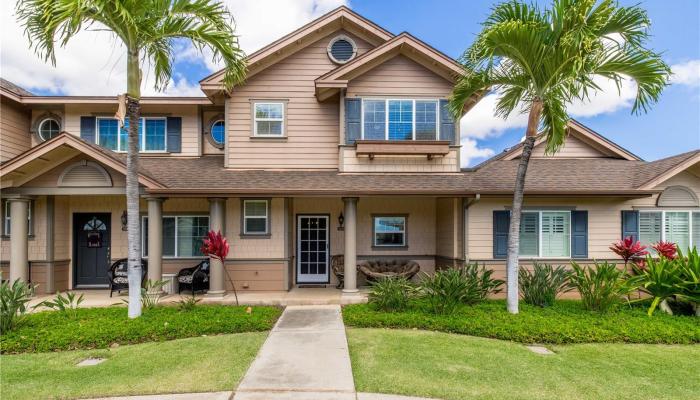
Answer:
top-left (2, 305), bottom-right (281, 353)
top-left (348, 328), bottom-right (700, 400)
top-left (1, 332), bottom-right (266, 400)
top-left (343, 300), bottom-right (700, 344)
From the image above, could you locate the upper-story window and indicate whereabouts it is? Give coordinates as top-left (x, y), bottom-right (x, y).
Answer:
top-left (38, 118), bottom-right (61, 141)
top-left (97, 117), bottom-right (167, 152)
top-left (210, 120), bottom-right (225, 146)
top-left (361, 99), bottom-right (439, 141)
top-left (253, 102), bottom-right (285, 137)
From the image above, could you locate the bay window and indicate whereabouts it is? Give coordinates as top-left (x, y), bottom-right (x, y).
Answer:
top-left (142, 215), bottom-right (209, 258)
top-left (639, 210), bottom-right (700, 251)
top-left (361, 99), bottom-right (438, 140)
top-left (97, 117), bottom-right (166, 152)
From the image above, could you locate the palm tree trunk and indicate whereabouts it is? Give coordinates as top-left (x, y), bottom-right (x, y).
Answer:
top-left (126, 50), bottom-right (142, 318)
top-left (506, 99), bottom-right (543, 314)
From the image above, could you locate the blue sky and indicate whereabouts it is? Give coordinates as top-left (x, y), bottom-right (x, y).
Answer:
top-left (2, 0), bottom-right (698, 166)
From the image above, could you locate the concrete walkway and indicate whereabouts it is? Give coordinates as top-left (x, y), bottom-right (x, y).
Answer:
top-left (233, 305), bottom-right (355, 400)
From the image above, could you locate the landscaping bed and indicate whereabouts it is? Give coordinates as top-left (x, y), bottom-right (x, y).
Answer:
top-left (343, 300), bottom-right (700, 344)
top-left (1, 305), bottom-right (281, 353)
top-left (1, 333), bottom-right (266, 400)
top-left (348, 328), bottom-right (700, 400)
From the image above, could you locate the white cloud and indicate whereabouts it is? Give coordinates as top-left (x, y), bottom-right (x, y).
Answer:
top-left (670, 60), bottom-right (700, 87)
top-left (0, 0), bottom-right (346, 96)
top-left (460, 138), bottom-right (495, 167)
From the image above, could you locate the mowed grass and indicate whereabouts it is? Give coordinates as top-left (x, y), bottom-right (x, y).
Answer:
top-left (1, 332), bottom-right (267, 400)
top-left (348, 328), bottom-right (700, 400)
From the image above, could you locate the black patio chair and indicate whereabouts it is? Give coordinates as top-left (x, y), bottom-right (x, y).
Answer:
top-left (176, 259), bottom-right (210, 294)
top-left (108, 258), bottom-right (148, 297)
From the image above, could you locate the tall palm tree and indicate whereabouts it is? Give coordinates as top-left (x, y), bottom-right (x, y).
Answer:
top-left (449, 0), bottom-right (670, 314)
top-left (17, 0), bottom-right (247, 318)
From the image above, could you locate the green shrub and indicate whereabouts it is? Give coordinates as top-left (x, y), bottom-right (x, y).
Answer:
top-left (176, 293), bottom-right (202, 312)
top-left (368, 277), bottom-right (415, 312)
top-left (38, 291), bottom-right (84, 319)
top-left (632, 256), bottom-right (685, 316)
top-left (519, 263), bottom-right (572, 307)
top-left (569, 261), bottom-right (633, 312)
top-left (677, 247), bottom-right (700, 316)
top-left (419, 264), bottom-right (503, 314)
top-left (0, 279), bottom-right (35, 332)
top-left (1, 305), bottom-right (281, 354)
top-left (342, 300), bottom-right (700, 344)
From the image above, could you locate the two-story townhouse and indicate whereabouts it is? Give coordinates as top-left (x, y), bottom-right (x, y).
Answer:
top-left (1, 7), bottom-right (699, 297)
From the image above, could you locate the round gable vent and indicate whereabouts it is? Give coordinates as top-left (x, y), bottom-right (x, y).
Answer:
top-left (327, 36), bottom-right (357, 64)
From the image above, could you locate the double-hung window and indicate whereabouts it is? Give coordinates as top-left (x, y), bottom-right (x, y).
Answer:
top-left (243, 200), bottom-right (269, 234)
top-left (2, 200), bottom-right (33, 237)
top-left (361, 99), bottom-right (438, 140)
top-left (639, 210), bottom-right (700, 251)
top-left (373, 216), bottom-right (406, 247)
top-left (253, 103), bottom-right (284, 136)
top-left (519, 211), bottom-right (571, 258)
top-left (97, 117), bottom-right (166, 152)
top-left (142, 215), bottom-right (208, 258)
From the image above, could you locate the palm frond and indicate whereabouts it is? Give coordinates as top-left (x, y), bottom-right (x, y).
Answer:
top-left (540, 93), bottom-right (569, 155)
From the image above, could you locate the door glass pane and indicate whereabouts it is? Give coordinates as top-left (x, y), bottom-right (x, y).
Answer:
top-left (176, 216), bottom-right (209, 257)
top-left (363, 100), bottom-right (386, 140)
top-left (541, 212), bottom-right (570, 257)
top-left (519, 212), bottom-right (539, 256)
top-left (388, 100), bottom-right (413, 140)
top-left (639, 212), bottom-right (662, 249)
top-left (665, 212), bottom-right (690, 252)
top-left (415, 100), bottom-right (437, 140)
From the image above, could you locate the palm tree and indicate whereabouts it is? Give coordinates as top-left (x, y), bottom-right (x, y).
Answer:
top-left (17, 0), bottom-right (246, 318)
top-left (449, 0), bottom-right (670, 314)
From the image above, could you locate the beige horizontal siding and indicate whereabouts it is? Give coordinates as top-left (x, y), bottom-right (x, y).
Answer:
top-left (466, 171), bottom-right (700, 261)
top-left (530, 134), bottom-right (608, 158)
top-left (1, 98), bottom-right (32, 162)
top-left (346, 55), bottom-right (454, 97)
top-left (341, 148), bottom-right (459, 172)
top-left (226, 31), bottom-right (373, 169)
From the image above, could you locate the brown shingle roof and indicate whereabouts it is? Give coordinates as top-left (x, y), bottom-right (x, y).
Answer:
top-left (0, 78), bottom-right (34, 97)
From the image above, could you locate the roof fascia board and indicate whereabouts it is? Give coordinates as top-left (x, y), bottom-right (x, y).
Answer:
top-left (199, 7), bottom-right (393, 86)
top-left (19, 96), bottom-right (211, 105)
top-left (639, 152), bottom-right (700, 189)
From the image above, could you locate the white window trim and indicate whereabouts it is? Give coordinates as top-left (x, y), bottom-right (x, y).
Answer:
top-left (373, 215), bottom-right (406, 247)
top-left (360, 98), bottom-right (440, 141)
top-left (38, 118), bottom-right (61, 141)
top-left (639, 209), bottom-right (699, 249)
top-left (243, 199), bottom-right (269, 235)
top-left (3, 200), bottom-right (33, 237)
top-left (210, 119), bottom-right (226, 145)
top-left (253, 102), bottom-right (285, 137)
top-left (519, 210), bottom-right (572, 259)
top-left (141, 215), bottom-right (210, 258)
top-left (97, 117), bottom-right (168, 153)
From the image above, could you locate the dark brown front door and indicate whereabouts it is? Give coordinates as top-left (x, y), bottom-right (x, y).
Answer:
top-left (73, 213), bottom-right (111, 287)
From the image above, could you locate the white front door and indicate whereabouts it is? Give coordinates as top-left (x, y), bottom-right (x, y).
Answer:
top-left (297, 215), bottom-right (330, 284)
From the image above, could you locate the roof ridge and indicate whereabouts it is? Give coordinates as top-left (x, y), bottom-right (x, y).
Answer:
top-left (636, 149), bottom-right (700, 189)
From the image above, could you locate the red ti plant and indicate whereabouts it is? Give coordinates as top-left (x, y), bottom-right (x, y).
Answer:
top-left (200, 230), bottom-right (238, 304)
top-left (652, 241), bottom-right (678, 260)
top-left (610, 236), bottom-right (648, 268)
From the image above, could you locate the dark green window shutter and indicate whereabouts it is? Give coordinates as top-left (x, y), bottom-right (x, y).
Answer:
top-left (166, 117), bottom-right (182, 153)
top-left (80, 116), bottom-right (96, 143)
top-left (345, 98), bottom-right (361, 144)
top-left (621, 210), bottom-right (639, 241)
top-left (439, 99), bottom-right (455, 144)
top-left (493, 210), bottom-right (510, 259)
top-left (571, 210), bottom-right (588, 259)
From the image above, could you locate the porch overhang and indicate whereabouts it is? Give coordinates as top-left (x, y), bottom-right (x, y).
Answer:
top-left (0, 133), bottom-right (165, 190)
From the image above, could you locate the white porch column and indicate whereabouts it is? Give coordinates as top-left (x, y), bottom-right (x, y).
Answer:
top-left (146, 197), bottom-right (164, 285)
top-left (207, 198), bottom-right (226, 297)
top-left (8, 198), bottom-right (30, 283)
top-left (342, 197), bottom-right (359, 293)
